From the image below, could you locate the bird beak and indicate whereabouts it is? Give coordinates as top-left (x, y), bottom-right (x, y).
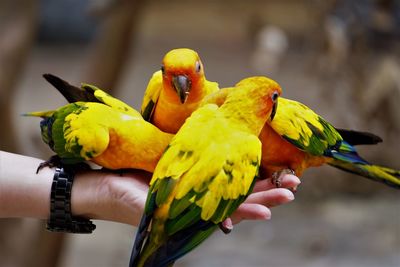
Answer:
top-left (172, 75), bottom-right (191, 104)
top-left (270, 100), bottom-right (278, 121)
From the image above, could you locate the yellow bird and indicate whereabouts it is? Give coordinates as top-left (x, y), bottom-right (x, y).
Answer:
top-left (202, 83), bottom-right (400, 189)
top-left (141, 48), bottom-right (219, 133)
top-left (26, 74), bottom-right (173, 172)
top-left (129, 76), bottom-right (281, 267)
top-left (260, 97), bottom-right (400, 188)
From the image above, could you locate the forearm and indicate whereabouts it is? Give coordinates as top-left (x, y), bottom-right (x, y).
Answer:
top-left (0, 151), bottom-right (148, 226)
top-left (0, 151), bottom-right (105, 222)
top-left (0, 151), bottom-right (53, 219)
top-left (0, 150), bottom-right (299, 227)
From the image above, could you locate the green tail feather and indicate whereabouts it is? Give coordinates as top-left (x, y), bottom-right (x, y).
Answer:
top-left (329, 160), bottom-right (400, 189)
top-left (135, 221), bottom-right (217, 267)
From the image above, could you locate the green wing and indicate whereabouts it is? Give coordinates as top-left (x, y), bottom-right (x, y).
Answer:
top-left (140, 70), bottom-right (162, 121)
top-left (151, 105), bottom-right (260, 226)
top-left (49, 102), bottom-right (110, 164)
top-left (131, 104), bottom-right (261, 266)
top-left (271, 97), bottom-right (343, 156)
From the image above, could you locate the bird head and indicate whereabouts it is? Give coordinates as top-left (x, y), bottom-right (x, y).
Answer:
top-left (161, 48), bottom-right (205, 104)
top-left (235, 76), bottom-right (282, 122)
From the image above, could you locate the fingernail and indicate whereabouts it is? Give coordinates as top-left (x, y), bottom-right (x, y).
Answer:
top-left (292, 175), bottom-right (301, 185)
top-left (264, 212), bottom-right (272, 220)
top-left (222, 218), bottom-right (233, 230)
top-left (285, 190), bottom-right (295, 201)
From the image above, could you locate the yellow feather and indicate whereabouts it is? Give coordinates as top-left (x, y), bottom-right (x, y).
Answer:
top-left (61, 102), bottom-right (172, 171)
top-left (131, 76), bottom-right (281, 267)
top-left (140, 70), bottom-right (162, 114)
top-left (23, 110), bottom-right (55, 117)
top-left (271, 97), bottom-right (324, 146)
top-left (80, 83), bottom-right (141, 117)
top-left (64, 103), bottom-right (121, 160)
top-left (152, 102), bottom-right (262, 222)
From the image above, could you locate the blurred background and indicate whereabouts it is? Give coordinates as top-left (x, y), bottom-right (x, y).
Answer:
top-left (0, 0), bottom-right (399, 266)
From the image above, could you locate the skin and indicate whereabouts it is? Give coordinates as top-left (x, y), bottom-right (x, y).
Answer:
top-left (0, 150), bottom-right (300, 226)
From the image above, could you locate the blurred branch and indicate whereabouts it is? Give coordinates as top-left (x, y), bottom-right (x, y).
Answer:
top-left (0, 0), bottom-right (38, 153)
top-left (82, 0), bottom-right (145, 92)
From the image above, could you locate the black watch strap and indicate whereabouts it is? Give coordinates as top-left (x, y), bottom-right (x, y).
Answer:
top-left (47, 167), bottom-right (96, 233)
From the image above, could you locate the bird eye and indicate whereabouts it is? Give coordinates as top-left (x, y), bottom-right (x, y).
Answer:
top-left (195, 61), bottom-right (201, 73)
top-left (271, 91), bottom-right (279, 102)
top-left (161, 65), bottom-right (165, 74)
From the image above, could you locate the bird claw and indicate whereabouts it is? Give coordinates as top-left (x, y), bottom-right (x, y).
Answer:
top-left (36, 155), bottom-right (62, 174)
top-left (271, 169), bottom-right (295, 188)
top-left (36, 155), bottom-right (91, 174)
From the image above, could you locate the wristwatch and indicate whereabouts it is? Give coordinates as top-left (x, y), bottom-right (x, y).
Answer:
top-left (47, 167), bottom-right (96, 233)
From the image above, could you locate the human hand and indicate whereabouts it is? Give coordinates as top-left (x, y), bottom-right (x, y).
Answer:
top-left (222, 173), bottom-right (300, 231)
top-left (71, 169), bottom-right (152, 226)
top-left (71, 170), bottom-right (300, 227)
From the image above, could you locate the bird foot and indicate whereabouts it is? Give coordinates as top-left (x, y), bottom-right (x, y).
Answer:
top-left (36, 155), bottom-right (62, 173)
top-left (271, 169), bottom-right (295, 188)
top-left (36, 155), bottom-right (91, 174)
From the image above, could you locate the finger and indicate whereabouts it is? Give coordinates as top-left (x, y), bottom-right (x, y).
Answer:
top-left (253, 174), bottom-right (300, 193)
top-left (245, 188), bottom-right (295, 207)
top-left (221, 217), bottom-right (233, 233)
top-left (230, 203), bottom-right (271, 224)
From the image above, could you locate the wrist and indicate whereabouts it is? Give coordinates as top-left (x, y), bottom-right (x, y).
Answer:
top-left (71, 170), bottom-right (134, 224)
top-left (47, 167), bottom-right (95, 233)
top-left (71, 169), bottom-right (149, 226)
top-left (70, 170), bottom-right (104, 219)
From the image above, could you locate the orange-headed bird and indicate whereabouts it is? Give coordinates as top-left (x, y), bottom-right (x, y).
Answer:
top-left (26, 74), bottom-right (173, 172)
top-left (202, 80), bottom-right (400, 189)
top-left (130, 76), bottom-right (281, 267)
top-left (141, 48), bottom-right (219, 133)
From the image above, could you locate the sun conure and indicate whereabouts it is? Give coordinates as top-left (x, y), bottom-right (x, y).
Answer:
top-left (140, 51), bottom-right (394, 188)
top-left (140, 48), bottom-right (219, 133)
top-left (201, 82), bottom-right (400, 189)
top-left (129, 76), bottom-right (281, 267)
top-left (25, 74), bottom-right (173, 172)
